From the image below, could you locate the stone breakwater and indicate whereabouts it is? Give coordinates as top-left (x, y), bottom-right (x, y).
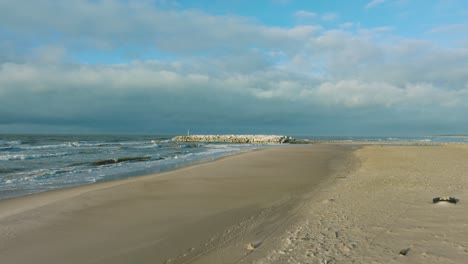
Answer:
top-left (173, 135), bottom-right (296, 144)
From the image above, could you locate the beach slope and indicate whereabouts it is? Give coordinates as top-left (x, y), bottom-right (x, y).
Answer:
top-left (256, 144), bottom-right (468, 264)
top-left (0, 145), bottom-right (351, 264)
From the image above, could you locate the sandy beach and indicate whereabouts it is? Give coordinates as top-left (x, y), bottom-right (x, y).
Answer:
top-left (0, 144), bottom-right (352, 264)
top-left (253, 144), bottom-right (468, 264)
top-left (1, 144), bottom-right (468, 264)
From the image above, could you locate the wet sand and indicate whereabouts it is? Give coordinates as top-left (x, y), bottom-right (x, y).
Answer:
top-left (0, 144), bottom-right (352, 264)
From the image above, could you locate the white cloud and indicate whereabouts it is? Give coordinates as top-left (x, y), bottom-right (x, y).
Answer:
top-left (294, 10), bottom-right (317, 18)
top-left (340, 22), bottom-right (355, 29)
top-left (314, 81), bottom-right (467, 108)
top-left (295, 11), bottom-right (338, 23)
top-left (272, 0), bottom-right (294, 5)
top-left (153, 0), bottom-right (180, 7)
top-left (2, 45), bottom-right (467, 112)
top-left (316, 80), bottom-right (402, 107)
top-left (322, 13), bottom-right (338, 21)
top-left (429, 23), bottom-right (468, 34)
top-left (358, 26), bottom-right (394, 35)
top-left (1, 0), bottom-right (468, 134)
top-left (31, 46), bottom-right (67, 64)
top-left (0, 0), bottom-right (318, 55)
top-left (366, 0), bottom-right (386, 9)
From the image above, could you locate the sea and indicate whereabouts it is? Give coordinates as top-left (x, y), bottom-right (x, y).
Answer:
top-left (0, 134), bottom-right (263, 200)
top-left (1, 134), bottom-right (468, 200)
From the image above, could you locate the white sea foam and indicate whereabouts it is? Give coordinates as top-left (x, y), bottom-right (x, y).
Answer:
top-left (418, 139), bottom-right (432, 142)
top-left (0, 140), bottom-right (22, 145)
top-left (0, 152), bottom-right (69, 161)
top-left (133, 141), bottom-right (161, 149)
top-left (0, 140), bottom-right (22, 150)
top-left (0, 135), bottom-right (260, 200)
top-left (21, 143), bottom-right (74, 150)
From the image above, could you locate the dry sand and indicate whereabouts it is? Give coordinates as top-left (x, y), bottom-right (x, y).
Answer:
top-left (0, 145), bottom-right (352, 264)
top-left (2, 144), bottom-right (467, 264)
top-left (252, 144), bottom-right (468, 264)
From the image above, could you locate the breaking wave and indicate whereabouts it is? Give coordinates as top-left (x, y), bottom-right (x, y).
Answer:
top-left (0, 152), bottom-right (69, 161)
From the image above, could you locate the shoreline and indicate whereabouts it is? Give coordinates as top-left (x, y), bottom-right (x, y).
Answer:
top-left (0, 146), bottom-right (267, 218)
top-left (0, 145), bottom-right (264, 201)
top-left (2, 143), bottom-right (467, 263)
top-left (0, 144), bottom-right (354, 264)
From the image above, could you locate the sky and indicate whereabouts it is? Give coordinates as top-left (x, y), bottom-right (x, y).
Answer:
top-left (0, 0), bottom-right (468, 136)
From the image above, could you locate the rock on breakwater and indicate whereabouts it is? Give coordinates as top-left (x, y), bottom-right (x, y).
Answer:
top-left (173, 135), bottom-right (296, 144)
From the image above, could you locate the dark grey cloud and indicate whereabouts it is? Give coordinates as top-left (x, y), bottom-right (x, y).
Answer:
top-left (1, 56), bottom-right (467, 135)
top-left (0, 0), bottom-right (467, 135)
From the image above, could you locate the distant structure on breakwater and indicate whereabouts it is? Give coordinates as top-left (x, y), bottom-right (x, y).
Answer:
top-left (173, 135), bottom-right (296, 144)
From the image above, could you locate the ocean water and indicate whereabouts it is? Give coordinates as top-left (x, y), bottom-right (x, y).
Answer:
top-left (2, 134), bottom-right (467, 200)
top-left (0, 135), bottom-right (262, 200)
top-left (297, 135), bottom-right (468, 143)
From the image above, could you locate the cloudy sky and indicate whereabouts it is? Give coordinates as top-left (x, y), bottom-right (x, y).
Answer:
top-left (1, 0), bottom-right (467, 135)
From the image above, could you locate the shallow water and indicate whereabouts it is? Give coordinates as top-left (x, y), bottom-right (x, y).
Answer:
top-left (0, 134), bottom-right (262, 200)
